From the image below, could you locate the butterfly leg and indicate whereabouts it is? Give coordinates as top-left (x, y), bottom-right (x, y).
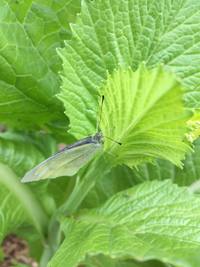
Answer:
top-left (99, 148), bottom-right (109, 163)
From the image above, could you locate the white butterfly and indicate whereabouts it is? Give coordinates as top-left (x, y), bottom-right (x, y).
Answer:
top-left (21, 96), bottom-right (122, 182)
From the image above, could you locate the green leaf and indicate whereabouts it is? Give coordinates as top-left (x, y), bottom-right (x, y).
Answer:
top-left (1, 1), bottom-right (200, 266)
top-left (0, 129), bottom-right (58, 177)
top-left (0, 129), bottom-right (61, 216)
top-left (57, 0), bottom-right (200, 132)
top-left (50, 64), bottom-right (192, 220)
top-left (115, 259), bottom-right (170, 267)
top-left (58, 62), bottom-right (192, 168)
top-left (0, 163), bottom-right (48, 244)
top-left (82, 257), bottom-right (169, 267)
top-left (52, 64), bottom-right (192, 221)
top-left (47, 176), bottom-right (75, 208)
top-left (81, 137), bottom-right (200, 209)
top-left (100, 64), bottom-right (192, 168)
top-left (49, 180), bottom-right (200, 267)
top-left (184, 92), bottom-right (200, 108)
top-left (46, 119), bottom-right (77, 145)
top-left (0, 0), bottom-right (81, 129)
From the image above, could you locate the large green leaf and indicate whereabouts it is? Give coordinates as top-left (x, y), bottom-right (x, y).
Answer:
top-left (73, 64), bottom-right (192, 176)
top-left (81, 137), bottom-right (200, 209)
top-left (100, 64), bottom-right (192, 168)
top-left (49, 180), bottom-right (200, 267)
top-left (57, 0), bottom-right (200, 135)
top-left (0, 0), bottom-right (81, 129)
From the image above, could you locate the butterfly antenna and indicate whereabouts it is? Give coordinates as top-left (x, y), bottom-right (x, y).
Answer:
top-left (104, 136), bottom-right (123, 146)
top-left (101, 127), bottom-right (115, 133)
top-left (96, 96), bottom-right (123, 146)
top-left (96, 95), bottom-right (104, 133)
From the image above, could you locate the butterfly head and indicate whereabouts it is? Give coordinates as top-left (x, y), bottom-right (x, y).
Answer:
top-left (92, 132), bottom-right (104, 147)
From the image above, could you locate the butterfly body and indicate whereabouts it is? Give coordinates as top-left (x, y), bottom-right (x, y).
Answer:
top-left (21, 132), bottom-right (104, 182)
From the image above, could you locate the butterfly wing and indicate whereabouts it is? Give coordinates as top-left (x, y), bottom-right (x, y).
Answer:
top-left (21, 143), bottom-right (98, 182)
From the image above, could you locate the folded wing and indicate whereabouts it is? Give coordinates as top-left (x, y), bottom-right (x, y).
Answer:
top-left (21, 143), bottom-right (98, 182)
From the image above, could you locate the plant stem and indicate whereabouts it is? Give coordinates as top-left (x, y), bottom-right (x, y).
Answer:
top-left (43, 149), bottom-right (119, 264)
top-left (39, 244), bottom-right (53, 267)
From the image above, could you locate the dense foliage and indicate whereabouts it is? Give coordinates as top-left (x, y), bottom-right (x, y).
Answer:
top-left (1, 0), bottom-right (200, 266)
